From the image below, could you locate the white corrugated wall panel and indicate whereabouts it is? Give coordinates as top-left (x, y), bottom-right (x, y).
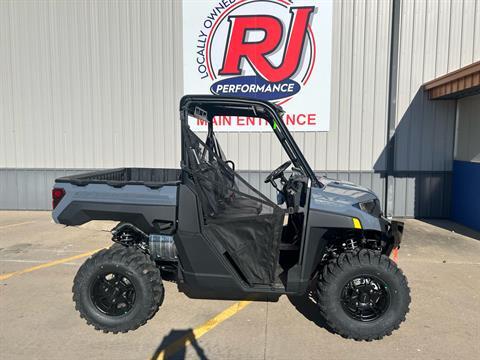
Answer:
top-left (371, 0), bottom-right (392, 172)
top-left (456, 94), bottom-right (480, 162)
top-left (0, 0), bottom-right (183, 170)
top-left (390, 0), bottom-right (480, 216)
top-left (1, 0), bottom-right (478, 177)
top-left (320, 0), bottom-right (391, 172)
top-left (0, 0), bottom-right (392, 173)
top-left (476, 0), bottom-right (480, 60)
top-left (393, 0), bottom-right (480, 173)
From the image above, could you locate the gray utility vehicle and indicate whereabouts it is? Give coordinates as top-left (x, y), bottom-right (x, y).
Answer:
top-left (52, 95), bottom-right (410, 340)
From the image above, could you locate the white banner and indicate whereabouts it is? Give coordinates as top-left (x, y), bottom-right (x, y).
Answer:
top-left (183, 0), bottom-right (332, 132)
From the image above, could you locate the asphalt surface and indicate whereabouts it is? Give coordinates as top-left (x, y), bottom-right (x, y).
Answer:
top-left (1, 211), bottom-right (479, 359)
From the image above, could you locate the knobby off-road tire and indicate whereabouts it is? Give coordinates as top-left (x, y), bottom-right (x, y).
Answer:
top-left (73, 245), bottom-right (164, 333)
top-left (317, 249), bottom-right (410, 341)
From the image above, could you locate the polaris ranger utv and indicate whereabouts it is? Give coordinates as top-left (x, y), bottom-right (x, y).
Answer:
top-left (52, 95), bottom-right (410, 340)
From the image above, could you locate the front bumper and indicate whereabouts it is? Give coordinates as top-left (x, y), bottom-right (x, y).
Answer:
top-left (385, 219), bottom-right (404, 255)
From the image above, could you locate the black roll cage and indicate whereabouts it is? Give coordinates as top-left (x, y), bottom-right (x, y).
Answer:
top-left (179, 95), bottom-right (322, 188)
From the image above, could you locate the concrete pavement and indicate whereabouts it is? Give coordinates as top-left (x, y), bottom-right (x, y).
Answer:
top-left (1, 212), bottom-right (479, 359)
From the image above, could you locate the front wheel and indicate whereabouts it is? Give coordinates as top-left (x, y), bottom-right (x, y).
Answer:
top-left (72, 245), bottom-right (164, 333)
top-left (317, 249), bottom-right (410, 341)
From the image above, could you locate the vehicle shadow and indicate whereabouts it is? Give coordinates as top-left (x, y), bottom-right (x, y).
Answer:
top-left (373, 88), bottom-right (456, 218)
top-left (287, 290), bottom-right (335, 335)
top-left (152, 328), bottom-right (208, 360)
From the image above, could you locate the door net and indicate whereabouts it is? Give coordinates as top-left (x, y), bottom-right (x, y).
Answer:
top-left (183, 127), bottom-right (284, 285)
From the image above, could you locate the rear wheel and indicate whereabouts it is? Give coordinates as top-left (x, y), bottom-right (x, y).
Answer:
top-left (73, 246), bottom-right (164, 333)
top-left (317, 249), bottom-right (410, 340)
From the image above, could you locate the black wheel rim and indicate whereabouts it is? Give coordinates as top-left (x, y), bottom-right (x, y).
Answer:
top-left (341, 275), bottom-right (390, 322)
top-left (90, 272), bottom-right (136, 316)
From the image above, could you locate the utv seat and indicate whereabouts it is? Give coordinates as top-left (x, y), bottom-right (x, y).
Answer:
top-left (219, 196), bottom-right (263, 217)
top-left (187, 132), bottom-right (263, 219)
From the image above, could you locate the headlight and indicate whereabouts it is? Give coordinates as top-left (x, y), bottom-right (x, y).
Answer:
top-left (357, 199), bottom-right (381, 216)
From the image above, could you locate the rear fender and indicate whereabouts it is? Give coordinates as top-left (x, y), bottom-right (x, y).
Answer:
top-left (52, 182), bottom-right (177, 233)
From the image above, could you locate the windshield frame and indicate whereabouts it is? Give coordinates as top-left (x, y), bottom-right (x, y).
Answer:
top-left (180, 95), bottom-right (323, 188)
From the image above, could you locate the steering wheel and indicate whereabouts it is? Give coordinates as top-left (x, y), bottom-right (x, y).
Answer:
top-left (264, 161), bottom-right (291, 183)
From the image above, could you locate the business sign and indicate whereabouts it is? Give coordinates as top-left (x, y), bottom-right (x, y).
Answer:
top-left (183, 0), bottom-right (332, 132)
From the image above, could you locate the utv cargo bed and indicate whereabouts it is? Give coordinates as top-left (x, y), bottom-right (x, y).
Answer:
top-left (55, 168), bottom-right (181, 187)
top-left (52, 168), bottom-right (181, 233)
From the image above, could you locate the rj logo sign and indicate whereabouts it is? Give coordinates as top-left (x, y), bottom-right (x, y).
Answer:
top-left (183, 0), bottom-right (332, 132)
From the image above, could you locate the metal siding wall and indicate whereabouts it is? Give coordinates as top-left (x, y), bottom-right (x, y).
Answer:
top-left (456, 94), bottom-right (480, 162)
top-left (0, 0), bottom-right (183, 170)
top-left (394, 0), bottom-right (480, 173)
top-left (0, 168), bottom-right (87, 210)
top-left (0, 0), bottom-right (392, 173)
top-left (1, 0), bottom-right (478, 217)
top-left (327, 0), bottom-right (392, 172)
top-left (389, 0), bottom-right (480, 218)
